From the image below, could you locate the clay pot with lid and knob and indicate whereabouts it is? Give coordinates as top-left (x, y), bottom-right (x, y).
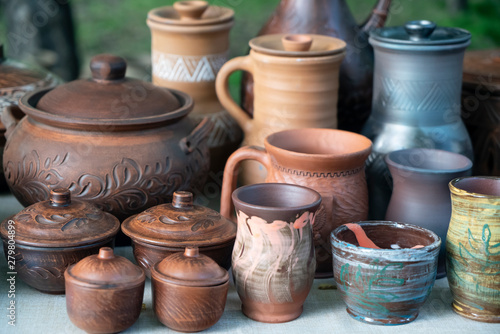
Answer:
top-left (461, 49), bottom-right (500, 176)
top-left (152, 246), bottom-right (229, 332)
top-left (148, 0), bottom-right (243, 174)
top-left (2, 54), bottom-right (212, 221)
top-left (216, 33), bottom-right (346, 184)
top-left (122, 191), bottom-right (236, 278)
top-left (0, 44), bottom-right (62, 189)
top-left (65, 247), bottom-right (145, 333)
top-left (240, 0), bottom-right (392, 133)
top-left (0, 188), bottom-right (120, 294)
top-left (362, 20), bottom-right (474, 219)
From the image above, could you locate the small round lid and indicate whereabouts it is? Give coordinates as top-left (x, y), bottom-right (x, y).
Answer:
top-left (152, 246), bottom-right (228, 286)
top-left (0, 188), bottom-right (120, 247)
top-left (34, 54), bottom-right (181, 121)
top-left (121, 191), bottom-right (236, 247)
top-left (0, 44), bottom-right (61, 89)
top-left (462, 49), bottom-right (500, 92)
top-left (148, 0), bottom-right (233, 26)
top-left (370, 20), bottom-right (471, 46)
top-left (66, 247), bottom-right (145, 288)
top-left (249, 34), bottom-right (346, 57)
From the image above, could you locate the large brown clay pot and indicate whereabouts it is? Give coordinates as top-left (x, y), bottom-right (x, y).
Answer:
top-left (221, 128), bottom-right (372, 278)
top-left (216, 34), bottom-right (345, 185)
top-left (0, 44), bottom-right (62, 189)
top-left (2, 54), bottom-right (212, 221)
top-left (241, 0), bottom-right (392, 133)
top-left (461, 49), bottom-right (500, 176)
top-left (148, 1), bottom-right (242, 173)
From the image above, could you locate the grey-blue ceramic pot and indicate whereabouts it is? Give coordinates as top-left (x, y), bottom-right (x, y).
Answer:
top-left (362, 20), bottom-right (474, 220)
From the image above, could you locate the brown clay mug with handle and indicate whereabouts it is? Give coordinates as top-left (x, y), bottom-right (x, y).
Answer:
top-left (216, 34), bottom-right (346, 185)
top-left (220, 128), bottom-right (372, 278)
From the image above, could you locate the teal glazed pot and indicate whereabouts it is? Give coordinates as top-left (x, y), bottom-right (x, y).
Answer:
top-left (362, 20), bottom-right (473, 220)
top-left (331, 221), bottom-right (440, 325)
top-left (446, 176), bottom-right (500, 322)
top-left (385, 148), bottom-right (472, 279)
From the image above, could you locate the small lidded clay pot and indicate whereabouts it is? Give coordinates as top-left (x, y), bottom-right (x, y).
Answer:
top-left (65, 247), bottom-right (146, 333)
top-left (122, 191), bottom-right (236, 277)
top-left (151, 246), bottom-right (229, 332)
top-left (0, 188), bottom-right (120, 294)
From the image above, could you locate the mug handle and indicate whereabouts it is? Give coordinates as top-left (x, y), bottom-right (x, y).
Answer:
top-left (215, 56), bottom-right (253, 134)
top-left (220, 146), bottom-right (271, 220)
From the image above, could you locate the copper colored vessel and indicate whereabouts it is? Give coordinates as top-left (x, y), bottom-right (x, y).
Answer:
top-left (151, 246), bottom-right (229, 332)
top-left (0, 188), bottom-right (120, 294)
top-left (241, 0), bottom-right (392, 133)
top-left (461, 49), bottom-right (500, 176)
top-left (2, 54), bottom-right (212, 220)
top-left (65, 247), bottom-right (146, 333)
top-left (148, 0), bottom-right (242, 173)
top-left (122, 191), bottom-right (236, 277)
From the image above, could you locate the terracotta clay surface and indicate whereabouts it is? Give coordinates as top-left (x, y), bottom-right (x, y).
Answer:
top-left (216, 34), bottom-right (345, 185)
top-left (240, 0), bottom-right (392, 133)
top-left (331, 221), bottom-right (440, 325)
top-left (461, 49), bottom-right (500, 176)
top-left (122, 191), bottom-right (236, 277)
top-left (0, 188), bottom-right (120, 294)
top-left (446, 176), bottom-right (500, 322)
top-left (148, 1), bottom-right (242, 173)
top-left (2, 54), bottom-right (212, 221)
top-left (229, 183), bottom-right (321, 323)
top-left (385, 148), bottom-right (472, 278)
top-left (151, 246), bottom-right (229, 332)
top-left (221, 128), bottom-right (371, 277)
top-left (65, 247), bottom-right (145, 333)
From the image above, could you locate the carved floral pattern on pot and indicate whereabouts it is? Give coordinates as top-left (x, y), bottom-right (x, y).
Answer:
top-left (191, 110), bottom-right (241, 148)
top-left (232, 210), bottom-right (316, 304)
top-left (4, 148), bottom-right (209, 217)
top-left (152, 51), bottom-right (227, 83)
top-left (0, 75), bottom-right (60, 112)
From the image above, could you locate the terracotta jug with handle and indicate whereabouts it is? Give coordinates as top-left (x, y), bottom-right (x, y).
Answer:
top-left (216, 34), bottom-right (345, 185)
top-left (240, 0), bottom-right (392, 133)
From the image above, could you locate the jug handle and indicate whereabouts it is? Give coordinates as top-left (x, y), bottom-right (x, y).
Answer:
top-left (179, 117), bottom-right (214, 154)
top-left (215, 56), bottom-right (253, 135)
top-left (220, 146), bottom-right (271, 220)
top-left (360, 0), bottom-right (392, 33)
top-left (2, 105), bottom-right (23, 141)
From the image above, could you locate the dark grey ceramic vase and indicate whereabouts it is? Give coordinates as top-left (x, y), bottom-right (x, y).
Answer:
top-left (362, 20), bottom-right (474, 220)
top-left (385, 148), bottom-right (472, 278)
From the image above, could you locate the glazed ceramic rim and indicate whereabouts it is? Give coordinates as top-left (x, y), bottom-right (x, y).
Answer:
top-left (19, 87), bottom-right (193, 130)
top-left (249, 34), bottom-right (346, 58)
top-left (331, 221), bottom-right (441, 257)
top-left (449, 176), bottom-right (500, 198)
top-left (369, 25), bottom-right (471, 46)
top-left (385, 148), bottom-right (473, 174)
top-left (232, 183), bottom-right (321, 214)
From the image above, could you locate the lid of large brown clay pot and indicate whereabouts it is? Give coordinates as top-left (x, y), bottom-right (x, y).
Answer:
top-left (65, 247), bottom-right (145, 288)
top-left (462, 49), bottom-right (500, 93)
top-left (370, 20), bottom-right (471, 47)
top-left (152, 246), bottom-right (228, 287)
top-left (121, 191), bottom-right (236, 247)
top-left (34, 54), bottom-right (181, 120)
top-left (249, 34), bottom-right (346, 57)
top-left (148, 1), bottom-right (233, 27)
top-left (0, 188), bottom-right (120, 247)
top-left (0, 44), bottom-right (61, 90)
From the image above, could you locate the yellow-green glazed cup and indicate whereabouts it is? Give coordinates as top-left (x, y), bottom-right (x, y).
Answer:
top-left (446, 176), bottom-right (500, 322)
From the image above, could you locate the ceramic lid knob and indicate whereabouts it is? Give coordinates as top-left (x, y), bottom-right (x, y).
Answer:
top-left (404, 20), bottom-right (437, 40)
top-left (282, 34), bottom-right (313, 52)
top-left (50, 188), bottom-right (72, 207)
top-left (90, 54), bottom-right (127, 81)
top-left (174, 1), bottom-right (209, 20)
top-left (172, 191), bottom-right (194, 209)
